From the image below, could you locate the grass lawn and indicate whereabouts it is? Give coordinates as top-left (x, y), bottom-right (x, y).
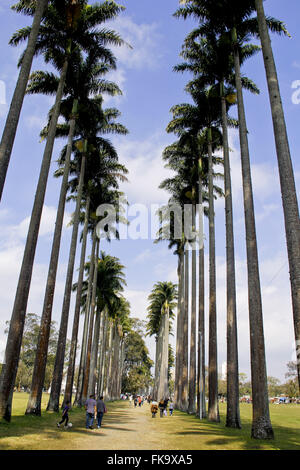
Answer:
top-left (0, 393), bottom-right (299, 450)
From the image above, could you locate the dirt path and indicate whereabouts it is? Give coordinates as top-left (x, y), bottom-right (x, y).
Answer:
top-left (67, 401), bottom-right (178, 450)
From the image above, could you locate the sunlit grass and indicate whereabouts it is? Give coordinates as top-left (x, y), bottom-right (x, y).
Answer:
top-left (0, 393), bottom-right (299, 450)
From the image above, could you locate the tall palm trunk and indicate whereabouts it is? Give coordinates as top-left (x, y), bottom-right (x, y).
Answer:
top-left (96, 313), bottom-right (104, 396)
top-left (111, 324), bottom-right (121, 400)
top-left (0, 58), bottom-right (68, 422)
top-left (207, 129), bottom-right (220, 423)
top-left (104, 323), bottom-right (113, 400)
top-left (174, 250), bottom-right (184, 409)
top-left (197, 174), bottom-right (206, 419)
top-left (99, 311), bottom-right (108, 396)
top-left (25, 99), bottom-right (78, 416)
top-left (255, 0), bottom-right (300, 391)
top-left (0, 0), bottom-right (49, 200)
top-left (81, 238), bottom-right (99, 403)
top-left (157, 306), bottom-right (170, 401)
top-left (181, 246), bottom-right (189, 411)
top-left (221, 87), bottom-right (241, 428)
top-left (118, 338), bottom-right (125, 397)
top-left (87, 308), bottom-right (102, 397)
top-left (47, 151), bottom-right (86, 412)
top-left (153, 337), bottom-right (159, 400)
top-left (74, 227), bottom-right (96, 406)
top-left (154, 322), bottom-right (163, 400)
top-left (63, 194), bottom-right (91, 407)
top-left (233, 37), bottom-right (273, 439)
top-left (188, 204), bottom-right (197, 413)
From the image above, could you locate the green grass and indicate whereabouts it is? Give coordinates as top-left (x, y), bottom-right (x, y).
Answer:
top-left (0, 393), bottom-right (299, 450)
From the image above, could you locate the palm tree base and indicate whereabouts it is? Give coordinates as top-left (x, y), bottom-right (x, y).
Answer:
top-left (251, 417), bottom-right (274, 440)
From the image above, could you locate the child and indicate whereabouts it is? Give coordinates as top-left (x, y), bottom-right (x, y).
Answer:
top-left (57, 401), bottom-right (70, 428)
top-left (169, 400), bottom-right (174, 416)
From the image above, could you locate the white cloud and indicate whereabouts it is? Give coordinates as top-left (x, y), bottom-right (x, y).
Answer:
top-left (0, 205), bottom-right (71, 243)
top-left (133, 248), bottom-right (151, 264)
top-left (114, 133), bottom-right (175, 206)
top-left (104, 15), bottom-right (164, 104)
top-left (212, 250), bottom-right (295, 382)
top-left (108, 16), bottom-right (164, 70)
top-left (0, 205), bottom-right (74, 362)
top-left (25, 114), bottom-right (46, 130)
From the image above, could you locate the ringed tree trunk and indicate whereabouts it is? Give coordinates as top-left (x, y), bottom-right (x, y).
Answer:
top-left (156, 306), bottom-right (170, 402)
top-left (0, 0), bottom-right (49, 200)
top-left (82, 237), bottom-right (99, 403)
top-left (154, 321), bottom-right (163, 401)
top-left (181, 246), bottom-right (189, 412)
top-left (74, 226), bottom-right (96, 406)
top-left (63, 193), bottom-right (91, 407)
top-left (233, 36), bottom-right (273, 439)
top-left (104, 322), bottom-right (113, 400)
top-left (25, 99), bottom-right (78, 416)
top-left (152, 335), bottom-right (159, 400)
top-left (118, 337), bottom-right (125, 397)
top-left (221, 85), bottom-right (241, 429)
top-left (188, 204), bottom-right (197, 414)
top-left (0, 57), bottom-right (68, 423)
top-left (47, 150), bottom-right (86, 412)
top-left (255, 0), bottom-right (300, 391)
top-left (197, 173), bottom-right (206, 419)
top-left (174, 250), bottom-right (184, 409)
top-left (96, 313), bottom-right (104, 397)
top-left (87, 308), bottom-right (102, 398)
top-left (99, 311), bottom-right (108, 396)
top-left (207, 129), bottom-right (220, 423)
top-left (111, 323), bottom-right (121, 400)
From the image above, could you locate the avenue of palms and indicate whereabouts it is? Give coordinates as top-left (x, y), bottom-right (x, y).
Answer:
top-left (0, 0), bottom-right (299, 448)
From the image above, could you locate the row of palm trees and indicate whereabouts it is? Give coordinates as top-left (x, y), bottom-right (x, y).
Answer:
top-left (0, 0), bottom-right (133, 422)
top-left (157, 0), bottom-right (300, 440)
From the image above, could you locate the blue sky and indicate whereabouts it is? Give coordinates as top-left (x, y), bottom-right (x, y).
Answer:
top-left (0, 0), bottom-right (300, 384)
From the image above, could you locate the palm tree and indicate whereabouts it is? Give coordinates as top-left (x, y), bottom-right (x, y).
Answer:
top-left (146, 282), bottom-right (177, 401)
top-left (0, 0), bottom-right (125, 422)
top-left (0, 0), bottom-right (49, 201)
top-left (255, 0), bottom-right (300, 391)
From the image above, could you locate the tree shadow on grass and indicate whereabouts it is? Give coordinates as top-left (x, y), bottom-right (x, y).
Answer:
top-left (173, 415), bottom-right (300, 451)
top-left (0, 405), bottom-right (137, 446)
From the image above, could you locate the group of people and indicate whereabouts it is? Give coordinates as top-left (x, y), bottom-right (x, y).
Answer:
top-left (56, 393), bottom-right (175, 430)
top-left (150, 398), bottom-right (174, 418)
top-left (56, 394), bottom-right (107, 430)
top-left (128, 394), bottom-right (151, 407)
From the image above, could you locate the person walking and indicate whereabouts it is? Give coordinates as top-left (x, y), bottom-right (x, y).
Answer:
top-left (159, 399), bottom-right (165, 418)
top-left (163, 398), bottom-right (169, 416)
top-left (129, 394), bottom-right (133, 406)
top-left (96, 395), bottom-right (106, 429)
top-left (151, 400), bottom-right (158, 418)
top-left (57, 400), bottom-right (70, 428)
top-left (138, 396), bottom-right (142, 407)
top-left (169, 400), bottom-right (174, 416)
top-left (85, 394), bottom-right (97, 429)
